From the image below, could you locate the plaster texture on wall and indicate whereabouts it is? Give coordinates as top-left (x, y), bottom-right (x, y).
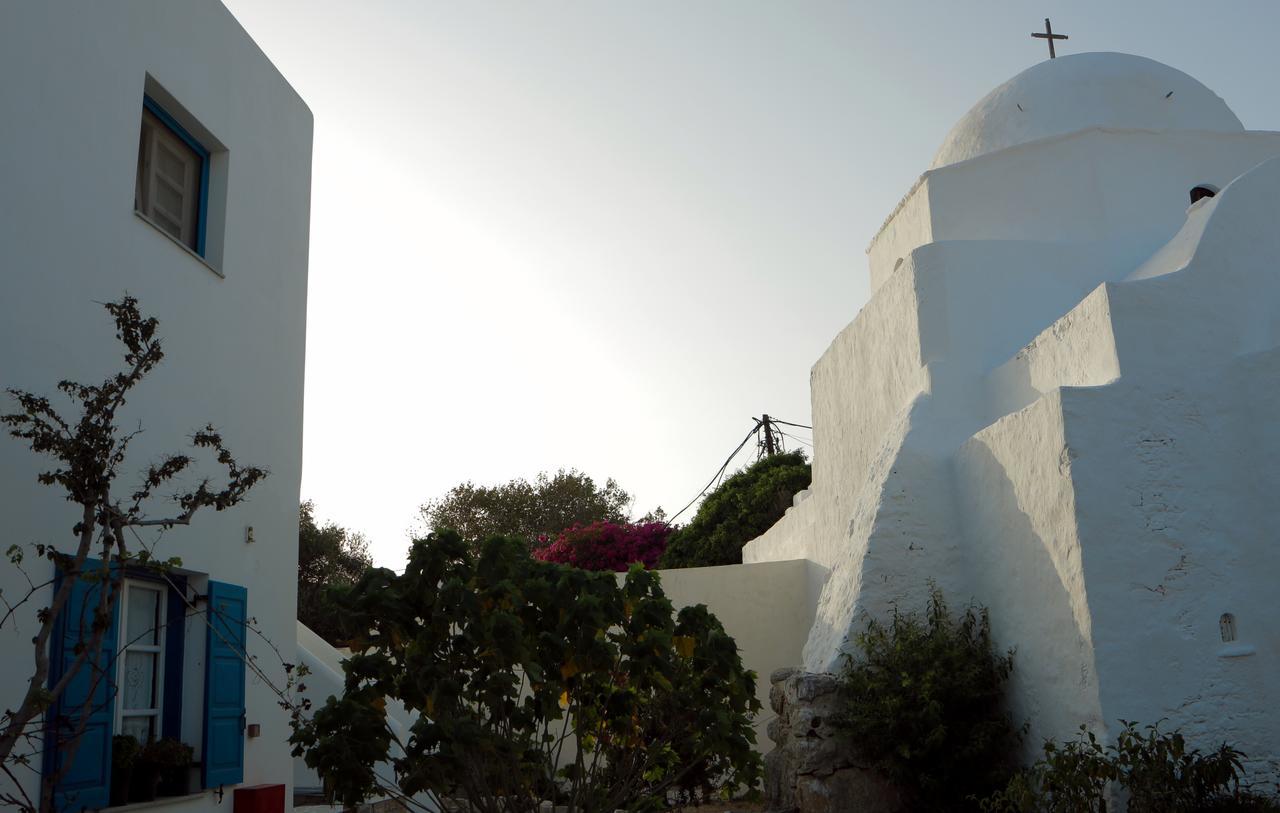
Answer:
top-left (0, 1), bottom-right (312, 807)
top-left (986, 284), bottom-right (1122, 420)
top-left (746, 55), bottom-right (1280, 785)
top-left (1062, 364), bottom-right (1280, 788)
top-left (866, 176), bottom-right (932, 292)
top-left (954, 393), bottom-right (1102, 753)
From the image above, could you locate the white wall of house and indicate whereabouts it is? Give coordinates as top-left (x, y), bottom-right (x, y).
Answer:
top-left (0, 1), bottom-right (311, 809)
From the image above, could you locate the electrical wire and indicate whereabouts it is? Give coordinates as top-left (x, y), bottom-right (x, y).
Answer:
top-left (770, 417), bottom-right (812, 430)
top-left (778, 429), bottom-right (813, 449)
top-left (666, 423), bottom-right (760, 525)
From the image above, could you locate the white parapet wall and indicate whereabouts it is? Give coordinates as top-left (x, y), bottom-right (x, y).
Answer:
top-left (634, 559), bottom-right (827, 754)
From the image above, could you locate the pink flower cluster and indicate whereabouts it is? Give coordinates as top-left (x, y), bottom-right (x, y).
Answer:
top-left (532, 521), bottom-right (670, 572)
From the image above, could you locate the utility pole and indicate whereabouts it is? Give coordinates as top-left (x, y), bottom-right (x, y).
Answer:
top-left (756, 414), bottom-right (782, 459)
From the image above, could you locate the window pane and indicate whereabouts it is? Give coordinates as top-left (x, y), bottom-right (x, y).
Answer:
top-left (153, 210), bottom-right (184, 241)
top-left (123, 650), bottom-right (157, 710)
top-left (126, 586), bottom-right (160, 646)
top-left (121, 715), bottom-right (154, 744)
top-left (155, 141), bottom-right (188, 186)
top-left (154, 182), bottom-right (185, 227)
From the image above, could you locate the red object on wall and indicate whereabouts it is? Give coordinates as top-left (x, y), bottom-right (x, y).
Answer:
top-left (234, 784), bottom-right (285, 813)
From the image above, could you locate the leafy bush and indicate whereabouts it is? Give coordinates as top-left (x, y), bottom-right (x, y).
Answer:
top-left (112, 735), bottom-right (142, 771)
top-left (659, 451), bottom-right (810, 569)
top-left (982, 720), bottom-right (1268, 812)
top-left (291, 530), bottom-right (762, 813)
top-left (140, 737), bottom-right (193, 769)
top-left (833, 585), bottom-right (1020, 811)
top-left (532, 521), bottom-right (670, 571)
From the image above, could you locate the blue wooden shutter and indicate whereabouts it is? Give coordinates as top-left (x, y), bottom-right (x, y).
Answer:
top-left (161, 577), bottom-right (188, 741)
top-left (202, 581), bottom-right (247, 787)
top-left (44, 558), bottom-right (120, 813)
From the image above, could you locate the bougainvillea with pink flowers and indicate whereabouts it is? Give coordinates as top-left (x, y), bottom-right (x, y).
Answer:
top-left (532, 520), bottom-right (671, 571)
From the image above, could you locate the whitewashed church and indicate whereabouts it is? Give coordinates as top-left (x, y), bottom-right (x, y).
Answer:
top-left (746, 50), bottom-right (1280, 787)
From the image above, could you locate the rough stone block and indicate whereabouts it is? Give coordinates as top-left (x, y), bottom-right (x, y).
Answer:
top-left (770, 665), bottom-right (801, 685)
top-left (764, 667), bottom-right (900, 813)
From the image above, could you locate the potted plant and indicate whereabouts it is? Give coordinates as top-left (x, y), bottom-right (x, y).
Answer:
top-left (110, 735), bottom-right (142, 806)
top-left (136, 737), bottom-right (194, 799)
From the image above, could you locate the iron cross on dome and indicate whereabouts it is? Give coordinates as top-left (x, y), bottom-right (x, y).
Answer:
top-left (1032, 18), bottom-right (1069, 58)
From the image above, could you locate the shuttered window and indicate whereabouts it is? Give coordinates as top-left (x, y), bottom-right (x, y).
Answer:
top-left (42, 563), bottom-right (216, 808)
top-left (134, 98), bottom-right (209, 254)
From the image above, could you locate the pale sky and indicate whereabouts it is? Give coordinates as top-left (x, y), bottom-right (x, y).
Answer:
top-left (221, 0), bottom-right (1280, 569)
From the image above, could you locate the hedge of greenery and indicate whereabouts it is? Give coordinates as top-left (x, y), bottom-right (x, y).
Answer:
top-left (292, 530), bottom-right (761, 813)
top-left (659, 451), bottom-right (810, 569)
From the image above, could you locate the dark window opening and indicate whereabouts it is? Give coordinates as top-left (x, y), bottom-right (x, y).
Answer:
top-left (1190, 184), bottom-right (1219, 205)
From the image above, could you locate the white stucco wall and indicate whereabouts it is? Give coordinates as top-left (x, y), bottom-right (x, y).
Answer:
top-left (642, 560), bottom-right (821, 754)
top-left (867, 128), bottom-right (1280, 292)
top-left (954, 392), bottom-right (1103, 754)
top-left (866, 176), bottom-right (931, 293)
top-left (0, 1), bottom-right (311, 808)
top-left (1062, 365), bottom-right (1280, 788)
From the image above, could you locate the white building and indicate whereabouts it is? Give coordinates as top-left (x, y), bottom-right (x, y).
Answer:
top-left (746, 52), bottom-right (1280, 784)
top-left (0, 2), bottom-right (312, 811)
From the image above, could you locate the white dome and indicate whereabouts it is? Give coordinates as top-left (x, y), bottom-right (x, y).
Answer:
top-left (931, 52), bottom-right (1243, 169)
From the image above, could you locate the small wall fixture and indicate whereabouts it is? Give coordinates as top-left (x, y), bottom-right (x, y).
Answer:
top-left (246, 723), bottom-right (261, 738)
top-left (1219, 612), bottom-right (1237, 643)
top-left (245, 525), bottom-right (255, 545)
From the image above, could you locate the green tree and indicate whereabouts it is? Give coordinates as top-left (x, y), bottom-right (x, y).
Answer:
top-left (834, 585), bottom-right (1020, 812)
top-left (297, 501), bottom-right (372, 647)
top-left (659, 451), bottom-right (810, 569)
top-left (291, 531), bottom-right (762, 813)
top-left (419, 469), bottom-right (632, 549)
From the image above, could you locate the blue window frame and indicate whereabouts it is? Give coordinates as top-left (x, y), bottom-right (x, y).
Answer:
top-left (136, 96), bottom-right (210, 256)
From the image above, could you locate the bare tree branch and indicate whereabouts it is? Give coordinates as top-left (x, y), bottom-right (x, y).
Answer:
top-left (0, 297), bottom-right (268, 807)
